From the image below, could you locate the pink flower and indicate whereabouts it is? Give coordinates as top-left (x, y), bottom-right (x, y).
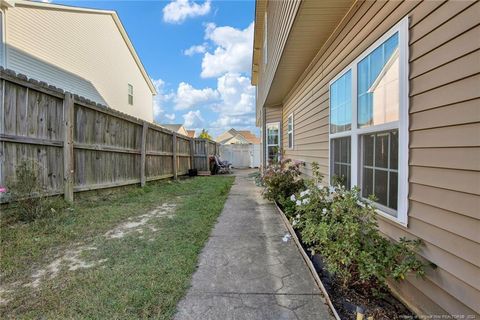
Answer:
top-left (0, 187), bottom-right (7, 193)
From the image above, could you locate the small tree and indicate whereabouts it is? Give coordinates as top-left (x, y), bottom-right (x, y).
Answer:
top-left (198, 129), bottom-right (212, 140)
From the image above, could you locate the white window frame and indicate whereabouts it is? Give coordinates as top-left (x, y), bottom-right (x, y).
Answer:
top-left (266, 122), bottom-right (280, 162)
top-left (128, 84), bottom-right (134, 105)
top-left (287, 113), bottom-right (294, 149)
top-left (328, 16), bottom-right (409, 226)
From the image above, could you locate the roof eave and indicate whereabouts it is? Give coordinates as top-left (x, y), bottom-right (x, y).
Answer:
top-left (262, 0), bottom-right (358, 106)
top-left (251, 0), bottom-right (266, 86)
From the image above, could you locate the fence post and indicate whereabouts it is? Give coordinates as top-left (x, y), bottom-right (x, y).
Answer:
top-left (190, 139), bottom-right (194, 170)
top-left (63, 93), bottom-right (74, 202)
top-left (140, 121), bottom-right (148, 187)
top-left (172, 132), bottom-right (177, 180)
top-left (204, 139), bottom-right (209, 171)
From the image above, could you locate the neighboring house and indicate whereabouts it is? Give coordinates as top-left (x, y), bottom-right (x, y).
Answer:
top-left (0, 0), bottom-right (157, 122)
top-left (216, 128), bottom-right (261, 145)
top-left (186, 130), bottom-right (195, 138)
top-left (160, 124), bottom-right (189, 137)
top-left (217, 129), bottom-right (261, 168)
top-left (252, 0), bottom-right (479, 317)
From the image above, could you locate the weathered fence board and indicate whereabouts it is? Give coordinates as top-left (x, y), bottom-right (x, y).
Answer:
top-left (0, 70), bottom-right (219, 201)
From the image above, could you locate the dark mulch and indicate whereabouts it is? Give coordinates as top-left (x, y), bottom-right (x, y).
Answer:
top-left (294, 229), bottom-right (415, 320)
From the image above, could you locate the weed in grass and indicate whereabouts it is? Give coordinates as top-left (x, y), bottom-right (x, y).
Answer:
top-left (3, 160), bottom-right (68, 223)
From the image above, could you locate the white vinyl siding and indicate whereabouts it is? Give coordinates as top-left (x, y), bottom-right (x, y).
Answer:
top-left (0, 10), bottom-right (4, 67)
top-left (4, 5), bottom-right (154, 121)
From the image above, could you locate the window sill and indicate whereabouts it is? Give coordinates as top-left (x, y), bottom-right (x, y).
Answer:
top-left (375, 208), bottom-right (408, 228)
top-left (354, 196), bottom-right (408, 228)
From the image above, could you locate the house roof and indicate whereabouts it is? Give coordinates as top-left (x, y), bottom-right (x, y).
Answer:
top-left (160, 124), bottom-right (184, 132)
top-left (186, 130), bottom-right (195, 138)
top-left (216, 128), bottom-right (260, 145)
top-left (237, 130), bottom-right (261, 144)
top-left (368, 48), bottom-right (399, 93)
top-left (4, 0), bottom-right (157, 95)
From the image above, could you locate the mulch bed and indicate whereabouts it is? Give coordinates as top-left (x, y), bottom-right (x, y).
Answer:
top-left (277, 202), bottom-right (415, 320)
top-left (300, 232), bottom-right (415, 320)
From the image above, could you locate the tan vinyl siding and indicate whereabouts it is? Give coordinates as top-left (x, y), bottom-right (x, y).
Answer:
top-left (257, 0), bottom-right (301, 111)
top-left (4, 6), bottom-right (154, 122)
top-left (265, 106), bottom-right (282, 124)
top-left (277, 0), bottom-right (480, 316)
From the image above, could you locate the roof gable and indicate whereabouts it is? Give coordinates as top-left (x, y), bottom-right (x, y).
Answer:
top-left (6, 0), bottom-right (157, 95)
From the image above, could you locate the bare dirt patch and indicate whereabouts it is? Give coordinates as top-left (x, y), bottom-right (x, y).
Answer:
top-left (1, 202), bottom-right (177, 304)
top-left (23, 245), bottom-right (108, 289)
top-left (104, 203), bottom-right (176, 239)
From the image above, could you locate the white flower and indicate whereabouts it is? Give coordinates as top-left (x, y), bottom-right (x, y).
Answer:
top-left (322, 208), bottom-right (327, 214)
top-left (299, 189), bottom-right (311, 197)
top-left (296, 214), bottom-right (300, 219)
top-left (296, 200), bottom-right (302, 206)
top-left (290, 194), bottom-right (296, 201)
top-left (292, 219), bottom-right (297, 226)
top-left (302, 198), bottom-right (310, 205)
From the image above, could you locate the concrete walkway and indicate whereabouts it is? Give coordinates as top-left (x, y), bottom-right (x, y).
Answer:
top-left (174, 170), bottom-right (333, 320)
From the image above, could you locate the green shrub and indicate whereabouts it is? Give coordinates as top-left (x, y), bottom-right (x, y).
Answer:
top-left (261, 159), bottom-right (305, 203)
top-left (285, 163), bottom-right (426, 295)
top-left (5, 160), bottom-right (65, 222)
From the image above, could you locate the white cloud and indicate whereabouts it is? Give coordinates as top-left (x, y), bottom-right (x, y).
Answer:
top-left (183, 110), bottom-right (205, 128)
top-left (165, 113), bottom-right (176, 121)
top-left (171, 73), bottom-right (256, 134)
top-left (184, 44), bottom-right (207, 56)
top-left (200, 22), bottom-right (254, 78)
top-left (164, 21), bottom-right (257, 136)
top-left (152, 78), bottom-right (175, 121)
top-left (211, 72), bottom-right (256, 129)
top-left (174, 82), bottom-right (219, 110)
top-left (163, 0), bottom-right (211, 24)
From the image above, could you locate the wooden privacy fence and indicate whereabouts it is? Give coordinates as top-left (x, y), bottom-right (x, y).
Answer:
top-left (0, 69), bottom-right (219, 202)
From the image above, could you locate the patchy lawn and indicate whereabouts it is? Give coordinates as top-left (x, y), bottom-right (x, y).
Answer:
top-left (0, 176), bottom-right (234, 319)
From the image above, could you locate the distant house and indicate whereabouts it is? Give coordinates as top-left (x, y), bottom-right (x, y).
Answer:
top-left (160, 124), bottom-right (189, 137)
top-left (186, 130), bottom-right (195, 138)
top-left (216, 129), bottom-right (260, 145)
top-left (252, 0), bottom-right (479, 316)
top-left (0, 0), bottom-right (157, 122)
top-left (216, 129), bottom-right (261, 168)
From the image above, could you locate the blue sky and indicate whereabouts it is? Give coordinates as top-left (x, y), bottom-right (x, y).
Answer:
top-left (51, 0), bottom-right (257, 138)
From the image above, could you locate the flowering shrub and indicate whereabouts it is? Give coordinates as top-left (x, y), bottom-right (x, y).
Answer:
top-left (261, 159), bottom-right (305, 205)
top-left (272, 162), bottom-right (426, 295)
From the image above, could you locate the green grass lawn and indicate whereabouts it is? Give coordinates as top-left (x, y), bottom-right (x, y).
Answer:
top-left (0, 176), bottom-right (234, 319)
